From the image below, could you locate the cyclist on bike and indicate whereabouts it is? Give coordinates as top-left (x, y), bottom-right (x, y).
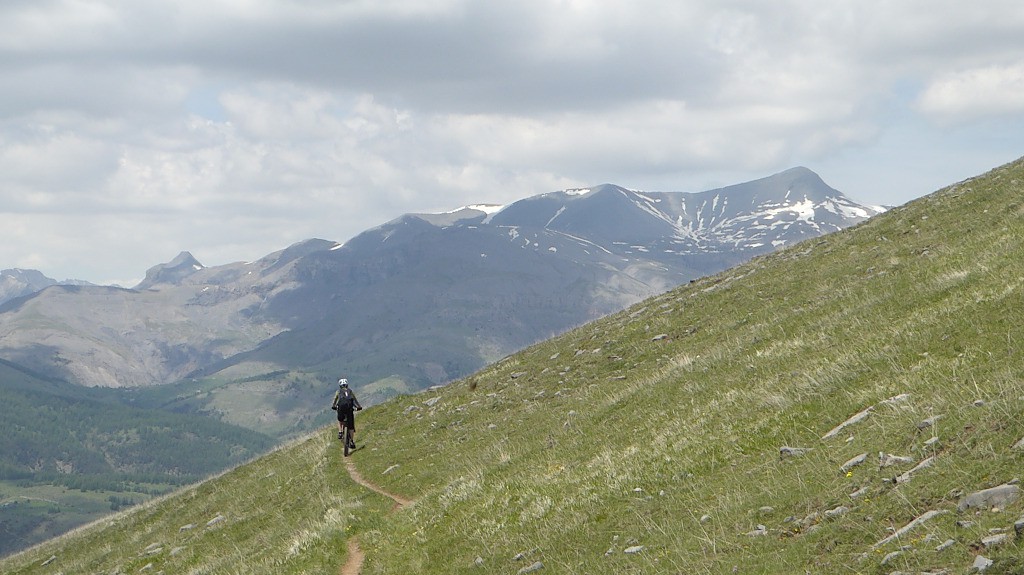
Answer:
top-left (331, 378), bottom-right (363, 449)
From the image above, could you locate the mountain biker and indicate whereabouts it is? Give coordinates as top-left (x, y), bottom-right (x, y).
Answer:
top-left (331, 378), bottom-right (363, 449)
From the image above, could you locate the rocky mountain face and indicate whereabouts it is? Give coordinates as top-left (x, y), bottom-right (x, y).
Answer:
top-left (0, 168), bottom-right (883, 407)
top-left (0, 269), bottom-right (93, 306)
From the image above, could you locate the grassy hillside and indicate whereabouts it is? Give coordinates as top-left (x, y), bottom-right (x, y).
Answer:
top-left (0, 361), bottom-right (275, 556)
top-left (5, 156), bottom-right (1024, 573)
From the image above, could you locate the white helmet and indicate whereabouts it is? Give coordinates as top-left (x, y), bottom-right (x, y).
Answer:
top-left (338, 378), bottom-right (348, 387)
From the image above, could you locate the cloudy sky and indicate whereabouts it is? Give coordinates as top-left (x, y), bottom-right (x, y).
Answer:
top-left (3, 1), bottom-right (1024, 286)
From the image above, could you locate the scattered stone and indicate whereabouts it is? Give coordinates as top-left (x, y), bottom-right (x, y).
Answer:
top-left (981, 533), bottom-right (1010, 548)
top-left (879, 452), bottom-right (915, 468)
top-left (917, 415), bottom-right (942, 430)
top-left (973, 399), bottom-right (986, 407)
top-left (798, 512), bottom-right (820, 529)
top-left (822, 406), bottom-right (875, 440)
top-left (880, 550), bottom-right (901, 565)
top-left (758, 506), bottom-right (775, 515)
top-left (403, 405), bottom-right (420, 414)
top-left (924, 436), bottom-right (940, 446)
top-left (956, 520), bottom-right (975, 529)
top-left (849, 486), bottom-right (870, 499)
top-left (170, 547), bottom-right (186, 556)
top-left (699, 514), bottom-right (712, 524)
top-left (779, 446), bottom-right (810, 458)
top-left (935, 539), bottom-right (955, 552)
top-left (1012, 436), bottom-right (1024, 451)
top-left (824, 506), bottom-right (849, 519)
top-left (882, 393), bottom-right (911, 405)
top-left (145, 546), bottom-right (163, 556)
top-left (144, 543), bottom-right (161, 553)
top-left (745, 524), bottom-right (768, 537)
top-left (972, 555), bottom-right (993, 573)
top-left (513, 552), bottom-right (526, 561)
top-left (488, 423), bottom-right (497, 429)
top-left (841, 453), bottom-right (868, 472)
top-left (1014, 517), bottom-right (1024, 537)
top-left (894, 456), bottom-right (936, 484)
top-left (139, 563), bottom-right (154, 572)
top-left (383, 465), bottom-right (399, 475)
top-left (424, 397), bottom-right (441, 407)
top-left (872, 510), bottom-right (948, 549)
top-left (179, 523), bottom-right (195, 532)
top-left (651, 334), bottom-right (669, 341)
top-left (206, 514), bottom-right (225, 528)
top-left (623, 545), bottom-right (644, 554)
top-left (517, 561), bottom-right (544, 574)
top-left (41, 555), bottom-right (57, 566)
top-left (958, 483), bottom-right (1020, 512)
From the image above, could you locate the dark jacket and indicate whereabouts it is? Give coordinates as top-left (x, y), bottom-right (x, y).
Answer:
top-left (332, 388), bottom-right (362, 411)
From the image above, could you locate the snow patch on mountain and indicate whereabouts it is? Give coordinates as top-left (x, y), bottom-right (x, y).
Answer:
top-left (823, 199), bottom-right (873, 219)
top-left (546, 206), bottom-right (567, 228)
top-left (630, 194), bottom-right (679, 229)
top-left (760, 198), bottom-right (815, 222)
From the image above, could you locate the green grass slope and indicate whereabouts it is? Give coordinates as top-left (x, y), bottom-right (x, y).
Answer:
top-left (5, 156), bottom-right (1024, 574)
top-left (0, 361), bottom-right (275, 556)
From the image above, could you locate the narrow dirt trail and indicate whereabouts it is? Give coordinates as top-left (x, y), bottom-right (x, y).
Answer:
top-left (339, 539), bottom-right (365, 575)
top-left (339, 458), bottom-right (413, 575)
top-left (345, 459), bottom-right (414, 509)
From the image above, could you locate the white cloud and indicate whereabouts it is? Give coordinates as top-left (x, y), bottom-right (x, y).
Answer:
top-left (1, 0), bottom-right (1024, 283)
top-left (917, 64), bottom-right (1024, 123)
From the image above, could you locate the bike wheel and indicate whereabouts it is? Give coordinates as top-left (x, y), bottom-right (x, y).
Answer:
top-left (343, 427), bottom-right (351, 457)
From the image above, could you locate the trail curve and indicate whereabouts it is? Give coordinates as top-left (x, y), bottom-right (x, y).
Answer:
top-left (339, 457), bottom-right (414, 574)
top-left (345, 459), bottom-right (414, 509)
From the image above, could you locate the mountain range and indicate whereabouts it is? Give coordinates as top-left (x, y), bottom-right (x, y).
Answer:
top-left (3, 156), bottom-right (1022, 574)
top-left (0, 269), bottom-right (92, 304)
top-left (0, 167), bottom-right (882, 436)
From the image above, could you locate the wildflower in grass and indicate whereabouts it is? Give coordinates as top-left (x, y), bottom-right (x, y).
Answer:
top-left (846, 471), bottom-right (853, 477)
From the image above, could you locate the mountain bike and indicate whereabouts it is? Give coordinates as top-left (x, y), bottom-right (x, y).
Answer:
top-left (335, 405), bottom-right (361, 456)
top-left (341, 408), bottom-right (361, 456)
top-left (342, 425), bottom-right (353, 457)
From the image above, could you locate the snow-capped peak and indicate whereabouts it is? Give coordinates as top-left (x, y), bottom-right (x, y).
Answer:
top-left (464, 204), bottom-right (505, 215)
